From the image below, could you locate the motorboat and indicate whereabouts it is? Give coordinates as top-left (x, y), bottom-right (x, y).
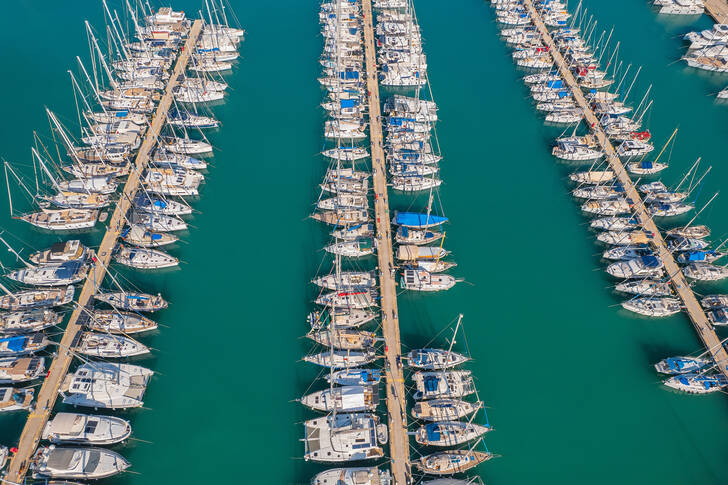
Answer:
top-left (60, 362), bottom-right (153, 409)
top-left (29, 240), bottom-right (88, 264)
top-left (31, 446), bottom-right (130, 479)
top-left (42, 413), bottom-right (132, 445)
top-left (400, 269), bottom-right (456, 291)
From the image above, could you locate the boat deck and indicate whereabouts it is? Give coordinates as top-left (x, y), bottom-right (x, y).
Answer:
top-left (522, 1), bottom-right (728, 377)
top-left (2, 19), bottom-right (204, 483)
top-left (361, 1), bottom-right (411, 483)
top-left (704, 0), bottom-right (728, 23)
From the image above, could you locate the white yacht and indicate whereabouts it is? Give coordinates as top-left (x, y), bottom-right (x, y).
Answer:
top-left (300, 385), bottom-right (379, 412)
top-left (415, 421), bottom-right (491, 447)
top-left (31, 446), bottom-right (130, 479)
top-left (0, 286), bottom-right (75, 311)
top-left (20, 209), bottom-right (98, 231)
top-left (313, 271), bottom-right (376, 291)
top-left (683, 263), bottom-right (728, 281)
top-left (311, 467), bottom-right (392, 485)
top-left (412, 370), bottom-right (475, 400)
top-left (400, 269), bottom-right (456, 291)
top-left (86, 310), bottom-right (157, 334)
top-left (0, 310), bottom-right (61, 335)
top-left (303, 413), bottom-right (386, 462)
top-left (60, 362), bottom-right (153, 409)
top-left (411, 398), bottom-right (479, 422)
top-left (121, 225), bottom-right (179, 248)
top-left (6, 261), bottom-right (89, 287)
top-left (606, 256), bottom-right (664, 279)
top-left (76, 333), bottom-right (149, 359)
top-left (0, 334), bottom-right (49, 356)
top-left (304, 349), bottom-right (378, 368)
top-left (621, 297), bottom-right (682, 317)
top-left (0, 386), bottom-right (33, 412)
top-left (114, 246), bottom-right (179, 270)
top-left (29, 240), bottom-right (87, 264)
top-left (131, 212), bottom-right (188, 232)
top-left (94, 291), bottom-right (167, 312)
top-left (407, 349), bottom-right (469, 370)
top-left (42, 413), bottom-right (132, 445)
top-left (0, 357), bottom-right (46, 384)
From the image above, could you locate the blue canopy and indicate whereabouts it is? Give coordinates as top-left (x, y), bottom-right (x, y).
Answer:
top-left (423, 376), bottom-right (439, 392)
top-left (425, 424), bottom-right (441, 442)
top-left (114, 110), bottom-right (129, 118)
top-left (640, 161), bottom-right (654, 168)
top-left (547, 80), bottom-right (563, 89)
top-left (340, 70), bottom-right (360, 80)
top-left (641, 255), bottom-right (660, 268)
top-left (2, 336), bottom-right (25, 353)
top-left (340, 99), bottom-right (357, 108)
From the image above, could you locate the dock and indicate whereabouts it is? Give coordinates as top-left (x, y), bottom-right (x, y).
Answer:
top-left (361, 1), bottom-right (411, 483)
top-left (521, 1), bottom-right (728, 376)
top-left (704, 0), bottom-right (728, 23)
top-left (2, 19), bottom-right (204, 482)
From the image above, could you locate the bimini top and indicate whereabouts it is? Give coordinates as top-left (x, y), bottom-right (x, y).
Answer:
top-left (394, 212), bottom-right (448, 228)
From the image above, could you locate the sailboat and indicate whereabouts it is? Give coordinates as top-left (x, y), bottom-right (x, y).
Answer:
top-left (415, 421), bottom-right (492, 447)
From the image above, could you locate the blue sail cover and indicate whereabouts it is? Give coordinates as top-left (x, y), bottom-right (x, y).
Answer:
top-left (685, 251), bottom-right (708, 261)
top-left (340, 99), bottom-right (357, 109)
top-left (640, 161), bottom-right (654, 169)
top-left (114, 110), bottom-right (129, 118)
top-left (3, 336), bottom-right (26, 353)
top-left (395, 212), bottom-right (448, 228)
top-left (425, 424), bottom-right (441, 442)
top-left (547, 80), bottom-right (563, 89)
top-left (340, 70), bottom-right (360, 80)
top-left (640, 256), bottom-right (660, 268)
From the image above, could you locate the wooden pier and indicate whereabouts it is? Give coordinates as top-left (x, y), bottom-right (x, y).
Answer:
top-left (361, 1), bottom-right (411, 483)
top-left (704, 0), bottom-right (728, 24)
top-left (521, 1), bottom-right (728, 375)
top-left (2, 19), bottom-right (203, 483)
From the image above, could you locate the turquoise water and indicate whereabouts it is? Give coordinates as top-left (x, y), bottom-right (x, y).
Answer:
top-left (1, 0), bottom-right (728, 484)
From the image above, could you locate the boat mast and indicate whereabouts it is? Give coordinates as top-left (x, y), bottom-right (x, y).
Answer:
top-left (86, 20), bottom-right (119, 91)
top-left (32, 148), bottom-right (63, 194)
top-left (680, 190), bottom-right (718, 231)
top-left (0, 234), bottom-right (33, 268)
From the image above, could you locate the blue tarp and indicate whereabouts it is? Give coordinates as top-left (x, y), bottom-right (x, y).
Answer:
top-left (395, 212), bottom-right (448, 228)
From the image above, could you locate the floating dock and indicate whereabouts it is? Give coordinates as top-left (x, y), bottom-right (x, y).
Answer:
top-left (522, 0), bottom-right (728, 376)
top-left (2, 19), bottom-right (204, 483)
top-left (361, 0), bottom-right (411, 483)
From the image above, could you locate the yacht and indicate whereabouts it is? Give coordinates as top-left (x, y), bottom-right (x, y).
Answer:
top-left (94, 291), bottom-right (167, 312)
top-left (676, 250), bottom-right (725, 264)
top-left (303, 413), bottom-right (386, 462)
top-left (114, 246), bottom-right (179, 270)
top-left (20, 209), bottom-right (98, 231)
top-left (415, 421), bottom-right (491, 447)
top-left (86, 310), bottom-right (157, 334)
top-left (708, 308), bottom-right (728, 326)
top-left (412, 370), bottom-right (475, 400)
top-left (684, 24), bottom-right (728, 48)
top-left (152, 150), bottom-right (209, 171)
top-left (581, 199), bottom-right (631, 216)
top-left (590, 216), bottom-right (640, 231)
top-left (666, 225), bottom-right (710, 239)
top-left (121, 225), bottom-right (179, 248)
top-left (159, 137), bottom-right (213, 155)
top-left (133, 193), bottom-right (193, 216)
top-left (411, 398), bottom-right (479, 422)
top-left (6, 261), bottom-right (89, 287)
top-left (304, 349), bottom-right (378, 368)
top-left (0, 386), bottom-right (33, 412)
top-left (663, 374), bottom-right (728, 394)
top-left (393, 212), bottom-right (448, 229)
top-left (0, 309), bottom-right (61, 335)
top-left (326, 368), bottom-right (382, 387)
top-left (313, 271), bottom-right (376, 291)
top-left (400, 269), bottom-right (456, 291)
top-left (626, 160), bottom-right (668, 175)
top-left (395, 227), bottom-right (443, 245)
top-left (655, 0), bottom-right (704, 15)
top-left (323, 147), bottom-right (370, 161)
top-left (131, 212), bottom-right (188, 232)
top-left (300, 385), bottom-right (379, 412)
top-left (648, 202), bottom-right (693, 217)
top-left (144, 167), bottom-right (203, 196)
top-left (312, 209), bottom-right (370, 226)
top-left (311, 467), bottom-right (392, 485)
top-left (29, 240), bottom-right (87, 264)
top-left (407, 349), bottom-right (469, 370)
top-left (0, 357), bottom-right (46, 383)
top-left (0, 334), bottom-right (49, 356)
top-left (332, 223), bottom-right (375, 241)
top-left (397, 246), bottom-right (449, 261)
top-left (60, 362), bottom-right (153, 409)
top-left (603, 246), bottom-right (654, 261)
top-left (621, 297), bottom-right (681, 317)
top-left (307, 329), bottom-right (377, 350)
top-left (58, 176), bottom-right (117, 195)
top-left (654, 356), bottom-right (710, 374)
top-left (701, 294), bottom-right (728, 309)
top-left (615, 280), bottom-right (673, 297)
top-left (0, 286), bottom-right (75, 311)
top-left (616, 140), bottom-right (654, 157)
top-left (42, 413), bottom-right (132, 445)
top-left (325, 239), bottom-right (375, 258)
top-left (31, 446), bottom-right (130, 479)
top-left (683, 263), bottom-right (728, 281)
top-left (76, 333), bottom-right (149, 359)
top-left (415, 450), bottom-right (493, 475)
top-left (606, 256), bottom-right (664, 279)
